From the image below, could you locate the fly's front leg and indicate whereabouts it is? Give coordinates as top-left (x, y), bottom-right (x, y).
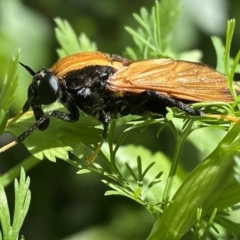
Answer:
top-left (31, 104), bottom-right (50, 130)
top-left (16, 99), bottom-right (80, 143)
top-left (17, 108), bottom-right (80, 143)
top-left (16, 112), bottom-right (52, 143)
top-left (1, 112), bottom-right (53, 153)
top-left (0, 103), bottom-right (80, 153)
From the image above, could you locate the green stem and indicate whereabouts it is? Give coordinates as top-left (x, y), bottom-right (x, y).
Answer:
top-left (162, 120), bottom-right (193, 210)
top-left (161, 134), bottom-right (184, 209)
top-left (224, 19), bottom-right (235, 77)
top-left (108, 120), bottom-right (116, 163)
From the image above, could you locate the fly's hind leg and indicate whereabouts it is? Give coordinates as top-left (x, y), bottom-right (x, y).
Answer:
top-left (120, 90), bottom-right (204, 117)
top-left (145, 91), bottom-right (240, 128)
top-left (144, 90), bottom-right (204, 116)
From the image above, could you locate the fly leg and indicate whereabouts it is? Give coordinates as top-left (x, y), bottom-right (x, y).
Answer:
top-left (16, 109), bottom-right (79, 143)
top-left (86, 110), bottom-right (110, 164)
top-left (98, 111), bottom-right (111, 139)
top-left (145, 91), bottom-right (240, 125)
top-left (0, 103), bottom-right (80, 153)
top-left (121, 90), bottom-right (204, 117)
top-left (144, 90), bottom-right (204, 116)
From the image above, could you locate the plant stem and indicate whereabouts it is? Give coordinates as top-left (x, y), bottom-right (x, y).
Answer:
top-left (161, 134), bottom-right (184, 209)
top-left (162, 120), bottom-right (193, 210)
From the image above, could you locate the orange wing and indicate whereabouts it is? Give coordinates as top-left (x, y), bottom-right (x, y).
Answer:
top-left (108, 58), bottom-right (239, 102)
top-left (51, 52), bottom-right (125, 79)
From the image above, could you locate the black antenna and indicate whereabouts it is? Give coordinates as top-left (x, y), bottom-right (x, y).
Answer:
top-left (19, 62), bottom-right (36, 76)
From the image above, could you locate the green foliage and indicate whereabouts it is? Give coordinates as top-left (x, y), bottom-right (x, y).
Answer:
top-left (124, 0), bottom-right (181, 59)
top-left (124, 0), bottom-right (202, 62)
top-left (0, 52), bottom-right (20, 134)
top-left (0, 168), bottom-right (31, 240)
top-left (1, 1), bottom-right (240, 239)
top-left (54, 18), bottom-right (97, 58)
top-left (74, 142), bottom-right (184, 215)
top-left (234, 157), bottom-right (240, 184)
top-left (148, 123), bottom-right (240, 239)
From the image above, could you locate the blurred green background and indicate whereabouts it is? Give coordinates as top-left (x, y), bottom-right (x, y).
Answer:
top-left (0, 0), bottom-right (240, 239)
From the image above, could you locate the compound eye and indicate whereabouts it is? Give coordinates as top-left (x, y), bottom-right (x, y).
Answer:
top-left (38, 73), bottom-right (60, 105)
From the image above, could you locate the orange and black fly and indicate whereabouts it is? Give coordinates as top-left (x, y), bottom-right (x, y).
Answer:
top-left (1, 52), bottom-right (239, 161)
